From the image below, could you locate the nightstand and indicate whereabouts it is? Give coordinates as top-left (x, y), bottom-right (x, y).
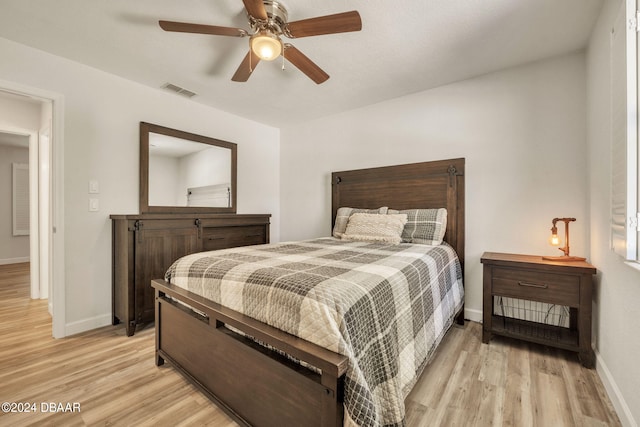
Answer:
top-left (481, 252), bottom-right (596, 368)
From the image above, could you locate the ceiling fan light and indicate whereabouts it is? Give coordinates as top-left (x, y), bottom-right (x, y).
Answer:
top-left (250, 31), bottom-right (282, 61)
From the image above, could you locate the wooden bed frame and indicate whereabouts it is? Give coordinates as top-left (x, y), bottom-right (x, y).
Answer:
top-left (151, 158), bottom-right (465, 427)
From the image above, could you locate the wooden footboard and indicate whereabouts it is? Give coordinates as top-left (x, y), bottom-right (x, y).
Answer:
top-left (152, 279), bottom-right (349, 427)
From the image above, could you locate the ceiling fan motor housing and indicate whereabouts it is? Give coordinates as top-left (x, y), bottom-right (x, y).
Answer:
top-left (250, 0), bottom-right (289, 35)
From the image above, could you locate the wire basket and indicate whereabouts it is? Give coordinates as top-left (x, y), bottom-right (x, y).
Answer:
top-left (494, 296), bottom-right (571, 341)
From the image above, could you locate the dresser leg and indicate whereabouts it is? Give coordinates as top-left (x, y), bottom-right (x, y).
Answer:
top-left (126, 320), bottom-right (136, 337)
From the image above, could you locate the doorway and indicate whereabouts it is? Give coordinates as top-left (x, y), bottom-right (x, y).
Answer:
top-left (0, 81), bottom-right (65, 338)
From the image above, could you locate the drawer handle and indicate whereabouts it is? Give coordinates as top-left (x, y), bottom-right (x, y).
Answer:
top-left (245, 234), bottom-right (263, 237)
top-left (207, 237), bottom-right (226, 241)
top-left (518, 281), bottom-right (548, 289)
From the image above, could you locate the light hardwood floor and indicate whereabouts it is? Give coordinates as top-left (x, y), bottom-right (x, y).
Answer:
top-left (0, 263), bottom-right (621, 426)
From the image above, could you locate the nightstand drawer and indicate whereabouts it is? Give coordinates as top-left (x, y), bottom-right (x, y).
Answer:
top-left (491, 267), bottom-right (579, 307)
top-left (203, 225), bottom-right (267, 250)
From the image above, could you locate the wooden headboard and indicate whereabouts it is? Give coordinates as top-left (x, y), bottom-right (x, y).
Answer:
top-left (331, 158), bottom-right (465, 270)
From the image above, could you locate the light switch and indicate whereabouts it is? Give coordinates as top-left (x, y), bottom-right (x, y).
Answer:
top-left (89, 180), bottom-right (99, 194)
top-left (89, 198), bottom-right (99, 212)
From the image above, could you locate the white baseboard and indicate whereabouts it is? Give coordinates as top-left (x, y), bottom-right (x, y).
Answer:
top-left (64, 313), bottom-right (112, 337)
top-left (595, 349), bottom-right (638, 427)
top-left (465, 307), bottom-right (483, 323)
top-left (0, 256), bottom-right (30, 265)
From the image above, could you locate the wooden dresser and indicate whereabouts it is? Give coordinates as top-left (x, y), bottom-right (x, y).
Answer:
top-left (481, 252), bottom-right (596, 367)
top-left (111, 213), bottom-right (270, 336)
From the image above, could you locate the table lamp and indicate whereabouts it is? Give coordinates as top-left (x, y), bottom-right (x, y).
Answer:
top-left (542, 217), bottom-right (586, 262)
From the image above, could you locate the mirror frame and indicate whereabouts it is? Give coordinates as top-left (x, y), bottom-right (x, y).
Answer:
top-left (139, 122), bottom-right (237, 214)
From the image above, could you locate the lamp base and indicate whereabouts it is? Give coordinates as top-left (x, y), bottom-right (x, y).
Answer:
top-left (542, 255), bottom-right (586, 262)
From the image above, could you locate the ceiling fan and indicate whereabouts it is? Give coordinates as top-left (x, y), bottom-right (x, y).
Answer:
top-left (159, 0), bottom-right (362, 84)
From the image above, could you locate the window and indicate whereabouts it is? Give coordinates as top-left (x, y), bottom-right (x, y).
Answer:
top-left (611, 0), bottom-right (640, 262)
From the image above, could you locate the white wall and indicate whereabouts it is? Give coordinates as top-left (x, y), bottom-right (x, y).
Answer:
top-left (148, 154), bottom-right (180, 205)
top-left (0, 142), bottom-right (29, 262)
top-left (280, 52), bottom-right (589, 322)
top-left (587, 0), bottom-right (640, 425)
top-left (0, 91), bottom-right (42, 129)
top-left (0, 36), bottom-right (280, 335)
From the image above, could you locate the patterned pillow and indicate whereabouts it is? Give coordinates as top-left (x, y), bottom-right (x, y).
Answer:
top-left (341, 213), bottom-right (408, 244)
top-left (387, 208), bottom-right (447, 245)
top-left (333, 206), bottom-right (388, 238)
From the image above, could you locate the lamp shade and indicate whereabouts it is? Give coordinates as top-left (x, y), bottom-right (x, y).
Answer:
top-left (250, 31), bottom-right (282, 61)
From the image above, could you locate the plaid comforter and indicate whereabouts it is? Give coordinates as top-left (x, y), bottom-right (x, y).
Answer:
top-left (165, 237), bottom-right (464, 427)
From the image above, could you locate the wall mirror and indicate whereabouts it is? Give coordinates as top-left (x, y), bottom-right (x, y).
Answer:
top-left (139, 122), bottom-right (237, 214)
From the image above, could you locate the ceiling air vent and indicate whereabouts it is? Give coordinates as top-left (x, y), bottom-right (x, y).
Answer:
top-left (161, 83), bottom-right (196, 99)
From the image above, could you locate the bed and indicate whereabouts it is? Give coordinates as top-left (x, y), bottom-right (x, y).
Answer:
top-left (151, 158), bottom-right (465, 427)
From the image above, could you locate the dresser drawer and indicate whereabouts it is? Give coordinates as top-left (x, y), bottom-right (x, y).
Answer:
top-left (491, 267), bottom-right (580, 307)
top-left (203, 225), bottom-right (266, 250)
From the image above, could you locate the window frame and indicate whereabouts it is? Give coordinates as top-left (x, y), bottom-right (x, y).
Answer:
top-left (610, 0), bottom-right (639, 262)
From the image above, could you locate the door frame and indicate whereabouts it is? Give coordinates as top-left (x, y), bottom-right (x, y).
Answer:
top-left (0, 79), bottom-right (65, 338)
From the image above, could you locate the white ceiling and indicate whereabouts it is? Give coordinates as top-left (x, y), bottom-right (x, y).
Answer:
top-left (0, 0), bottom-right (603, 128)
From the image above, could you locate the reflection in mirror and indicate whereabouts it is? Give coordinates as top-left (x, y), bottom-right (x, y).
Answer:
top-left (148, 133), bottom-right (231, 207)
top-left (139, 122), bottom-right (237, 214)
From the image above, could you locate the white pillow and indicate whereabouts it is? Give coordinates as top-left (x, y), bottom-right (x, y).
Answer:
top-left (333, 207), bottom-right (388, 238)
top-left (341, 213), bottom-right (408, 244)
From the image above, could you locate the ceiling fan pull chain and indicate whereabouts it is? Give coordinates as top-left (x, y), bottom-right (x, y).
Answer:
top-left (282, 51), bottom-right (285, 71)
top-left (249, 52), bottom-right (253, 72)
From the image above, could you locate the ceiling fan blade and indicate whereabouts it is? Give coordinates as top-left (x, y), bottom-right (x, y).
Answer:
top-left (231, 50), bottom-right (261, 82)
top-left (286, 11), bottom-right (362, 38)
top-left (242, 0), bottom-right (268, 20)
top-left (159, 20), bottom-right (247, 37)
top-left (284, 45), bottom-right (329, 84)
